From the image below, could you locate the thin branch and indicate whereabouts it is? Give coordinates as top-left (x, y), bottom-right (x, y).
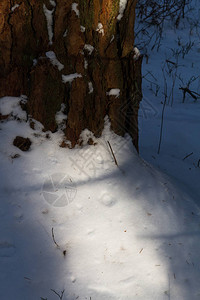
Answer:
top-left (158, 67), bottom-right (168, 154)
top-left (166, 59), bottom-right (177, 66)
top-left (182, 152), bottom-right (193, 161)
top-left (198, 159), bottom-right (200, 168)
top-left (107, 141), bottom-right (118, 166)
top-left (51, 227), bottom-right (60, 248)
top-left (179, 87), bottom-right (200, 102)
top-left (51, 289), bottom-right (65, 300)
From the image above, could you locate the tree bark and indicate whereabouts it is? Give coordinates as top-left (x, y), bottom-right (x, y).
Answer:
top-left (0, 0), bottom-right (142, 149)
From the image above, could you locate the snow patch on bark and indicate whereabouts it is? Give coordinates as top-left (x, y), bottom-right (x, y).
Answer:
top-left (110, 35), bottom-right (115, 43)
top-left (11, 4), bottom-right (20, 12)
top-left (79, 129), bottom-right (96, 146)
top-left (46, 51), bottom-right (64, 71)
top-left (107, 89), bottom-right (120, 98)
top-left (117, 0), bottom-right (128, 21)
top-left (133, 47), bottom-right (141, 61)
top-left (72, 3), bottom-right (80, 17)
top-left (49, 0), bottom-right (56, 7)
top-left (63, 29), bottom-right (68, 37)
top-left (62, 73), bottom-right (82, 83)
top-left (84, 44), bottom-right (94, 55)
top-left (96, 23), bottom-right (104, 36)
top-left (84, 59), bottom-right (88, 69)
top-left (80, 26), bottom-right (86, 32)
top-left (88, 82), bottom-right (94, 94)
top-left (43, 3), bottom-right (55, 45)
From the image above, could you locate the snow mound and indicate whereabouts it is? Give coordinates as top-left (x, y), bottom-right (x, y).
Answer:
top-left (0, 100), bottom-right (200, 299)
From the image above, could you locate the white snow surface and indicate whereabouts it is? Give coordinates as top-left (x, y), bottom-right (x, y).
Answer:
top-left (0, 96), bottom-right (27, 120)
top-left (0, 100), bottom-right (200, 299)
top-left (136, 0), bottom-right (200, 205)
top-left (1, 1), bottom-right (200, 299)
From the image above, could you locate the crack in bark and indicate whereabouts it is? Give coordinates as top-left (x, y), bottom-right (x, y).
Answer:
top-left (7, 0), bottom-right (14, 65)
top-left (26, 0), bottom-right (36, 37)
top-left (51, 0), bottom-right (56, 45)
top-left (116, 21), bottom-right (122, 57)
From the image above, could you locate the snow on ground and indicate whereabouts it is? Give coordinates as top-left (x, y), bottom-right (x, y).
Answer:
top-left (0, 1), bottom-right (200, 299)
top-left (136, 0), bottom-right (200, 203)
top-left (0, 98), bottom-right (200, 300)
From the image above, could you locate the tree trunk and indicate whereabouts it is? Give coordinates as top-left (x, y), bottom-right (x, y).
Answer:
top-left (0, 0), bottom-right (142, 149)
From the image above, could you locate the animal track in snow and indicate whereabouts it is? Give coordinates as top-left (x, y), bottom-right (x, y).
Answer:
top-left (99, 193), bottom-right (117, 207)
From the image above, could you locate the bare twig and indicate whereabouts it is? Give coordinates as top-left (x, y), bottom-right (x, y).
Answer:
top-left (51, 289), bottom-right (65, 300)
top-left (198, 159), bottom-right (200, 168)
top-left (158, 67), bottom-right (168, 154)
top-left (51, 227), bottom-right (60, 248)
top-left (182, 152), bottom-right (193, 161)
top-left (179, 87), bottom-right (200, 102)
top-left (24, 277), bottom-right (31, 281)
top-left (166, 59), bottom-right (176, 66)
top-left (51, 228), bottom-right (67, 256)
top-left (135, 0), bottom-right (191, 53)
top-left (107, 141), bottom-right (118, 166)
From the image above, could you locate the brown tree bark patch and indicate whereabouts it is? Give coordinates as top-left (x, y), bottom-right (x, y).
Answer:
top-left (1, 0), bottom-right (142, 150)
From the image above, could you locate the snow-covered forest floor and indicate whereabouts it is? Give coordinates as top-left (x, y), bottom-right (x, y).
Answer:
top-left (0, 1), bottom-right (200, 299)
top-left (137, 0), bottom-right (200, 205)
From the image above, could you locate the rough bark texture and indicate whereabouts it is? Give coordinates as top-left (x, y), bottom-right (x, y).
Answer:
top-left (0, 0), bottom-right (142, 149)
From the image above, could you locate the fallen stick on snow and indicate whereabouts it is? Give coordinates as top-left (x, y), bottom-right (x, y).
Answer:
top-left (51, 227), bottom-right (60, 248)
top-left (182, 152), bottom-right (193, 161)
top-left (107, 141), bottom-right (118, 166)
